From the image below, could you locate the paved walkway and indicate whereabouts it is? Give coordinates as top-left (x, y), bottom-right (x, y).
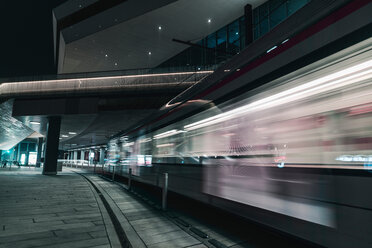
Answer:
top-left (0, 167), bottom-right (251, 248)
top-left (0, 168), bottom-right (116, 248)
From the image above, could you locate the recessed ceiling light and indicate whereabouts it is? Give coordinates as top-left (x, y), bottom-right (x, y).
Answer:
top-left (158, 26), bottom-right (162, 30)
top-left (114, 62), bottom-right (118, 66)
top-left (105, 54), bottom-right (108, 57)
top-left (208, 18), bottom-right (211, 23)
top-left (148, 52), bottom-right (152, 55)
top-left (30, 121), bottom-right (40, 125)
top-left (68, 132), bottom-right (77, 135)
top-left (61, 135), bottom-right (68, 138)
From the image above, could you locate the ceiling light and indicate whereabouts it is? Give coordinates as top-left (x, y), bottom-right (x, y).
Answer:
top-left (236, 32), bottom-right (239, 35)
top-left (105, 54), bottom-right (108, 57)
top-left (208, 19), bottom-right (211, 23)
top-left (68, 132), bottom-right (77, 135)
top-left (158, 26), bottom-right (162, 30)
top-left (148, 52), bottom-right (152, 55)
top-left (30, 121), bottom-right (40, 125)
top-left (61, 135), bottom-right (68, 138)
top-left (266, 45), bottom-right (277, 53)
top-left (114, 62), bottom-right (118, 66)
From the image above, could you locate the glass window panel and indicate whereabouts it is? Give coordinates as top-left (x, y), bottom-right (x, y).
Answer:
top-left (259, 2), bottom-right (268, 22)
top-left (269, 0), bottom-right (285, 12)
top-left (270, 2), bottom-right (287, 28)
top-left (207, 33), bottom-right (216, 48)
top-left (288, 0), bottom-right (307, 15)
top-left (28, 143), bottom-right (36, 152)
top-left (216, 26), bottom-right (227, 45)
top-left (259, 17), bottom-right (269, 36)
top-left (253, 26), bottom-right (260, 40)
top-left (253, 9), bottom-right (259, 26)
top-left (228, 20), bottom-right (239, 44)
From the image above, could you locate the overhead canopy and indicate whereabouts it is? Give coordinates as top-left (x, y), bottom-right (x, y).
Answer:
top-left (55, 0), bottom-right (267, 73)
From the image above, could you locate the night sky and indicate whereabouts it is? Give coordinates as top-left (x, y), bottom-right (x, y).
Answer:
top-left (0, 1), bottom-right (67, 78)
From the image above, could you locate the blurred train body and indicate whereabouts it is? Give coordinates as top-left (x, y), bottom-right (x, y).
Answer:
top-left (103, 2), bottom-right (372, 247)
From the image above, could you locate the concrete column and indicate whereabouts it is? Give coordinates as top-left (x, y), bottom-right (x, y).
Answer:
top-left (36, 137), bottom-right (43, 167)
top-left (244, 4), bottom-right (253, 47)
top-left (43, 116), bottom-right (61, 175)
top-left (17, 143), bottom-right (21, 162)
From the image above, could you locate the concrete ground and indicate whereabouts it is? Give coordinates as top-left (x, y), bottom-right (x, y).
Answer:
top-left (0, 167), bottom-right (207, 248)
top-left (0, 166), bottom-right (306, 248)
top-left (0, 167), bottom-right (118, 248)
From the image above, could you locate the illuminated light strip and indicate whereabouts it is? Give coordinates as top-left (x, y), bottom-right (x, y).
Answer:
top-left (1, 71), bottom-right (214, 85)
top-left (153, 129), bottom-right (186, 139)
top-left (156, 143), bottom-right (174, 148)
top-left (0, 82), bottom-right (197, 95)
top-left (139, 138), bottom-right (152, 143)
top-left (266, 45), bottom-right (277, 53)
top-left (123, 142), bottom-right (134, 147)
top-left (184, 59), bottom-right (372, 131)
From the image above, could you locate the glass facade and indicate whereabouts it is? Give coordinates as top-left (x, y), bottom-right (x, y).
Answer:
top-left (157, 0), bottom-right (310, 69)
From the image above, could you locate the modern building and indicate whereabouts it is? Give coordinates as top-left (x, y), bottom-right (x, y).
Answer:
top-left (0, 0), bottom-right (371, 246)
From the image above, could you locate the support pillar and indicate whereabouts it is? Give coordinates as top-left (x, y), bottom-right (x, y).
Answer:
top-left (36, 137), bottom-right (43, 167)
top-left (43, 116), bottom-right (61, 175)
top-left (244, 4), bottom-right (253, 47)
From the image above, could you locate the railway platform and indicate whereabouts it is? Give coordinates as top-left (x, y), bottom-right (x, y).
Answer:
top-left (0, 167), bottom-right (315, 248)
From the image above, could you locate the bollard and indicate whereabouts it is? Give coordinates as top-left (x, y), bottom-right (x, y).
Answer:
top-left (162, 173), bottom-right (168, 211)
top-left (112, 165), bottom-right (115, 181)
top-left (128, 168), bottom-right (132, 190)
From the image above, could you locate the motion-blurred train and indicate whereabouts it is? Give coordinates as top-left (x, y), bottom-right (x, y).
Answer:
top-left (105, 1), bottom-right (372, 247)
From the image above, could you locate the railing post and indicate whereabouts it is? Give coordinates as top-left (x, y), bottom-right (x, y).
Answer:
top-left (112, 165), bottom-right (115, 181)
top-left (128, 168), bottom-right (132, 190)
top-left (162, 173), bottom-right (168, 211)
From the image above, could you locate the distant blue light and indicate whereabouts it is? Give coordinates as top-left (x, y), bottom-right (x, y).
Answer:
top-left (6, 150), bottom-right (10, 154)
